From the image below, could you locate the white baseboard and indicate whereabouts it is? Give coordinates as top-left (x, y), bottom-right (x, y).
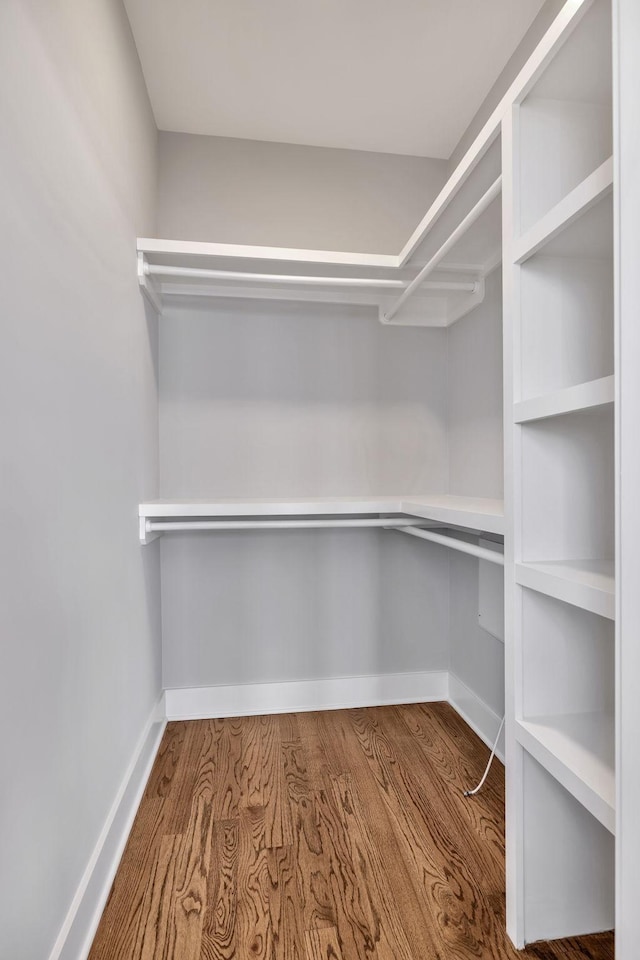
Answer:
top-left (164, 670), bottom-right (449, 721)
top-left (448, 672), bottom-right (505, 762)
top-left (165, 673), bottom-right (503, 760)
top-left (49, 694), bottom-right (167, 960)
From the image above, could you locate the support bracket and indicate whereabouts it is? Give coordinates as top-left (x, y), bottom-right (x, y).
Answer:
top-left (137, 253), bottom-right (163, 315)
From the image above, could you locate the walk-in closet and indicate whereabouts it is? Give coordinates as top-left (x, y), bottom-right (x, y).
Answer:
top-left (2, 1), bottom-right (639, 958)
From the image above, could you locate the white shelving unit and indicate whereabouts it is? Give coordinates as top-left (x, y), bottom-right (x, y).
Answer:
top-left (503, 0), bottom-right (615, 947)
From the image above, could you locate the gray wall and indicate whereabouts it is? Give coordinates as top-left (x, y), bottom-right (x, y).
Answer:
top-left (158, 281), bottom-right (506, 706)
top-left (159, 298), bottom-right (450, 688)
top-left (449, 551), bottom-right (505, 718)
top-left (0, 3), bottom-right (161, 959)
top-left (161, 529), bottom-right (449, 688)
top-left (160, 299), bottom-right (448, 498)
top-left (157, 132), bottom-right (448, 253)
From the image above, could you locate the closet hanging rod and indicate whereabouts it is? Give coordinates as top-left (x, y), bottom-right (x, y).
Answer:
top-left (143, 517), bottom-right (429, 534)
top-left (382, 176), bottom-right (502, 323)
top-left (393, 525), bottom-right (504, 565)
top-left (142, 262), bottom-right (477, 294)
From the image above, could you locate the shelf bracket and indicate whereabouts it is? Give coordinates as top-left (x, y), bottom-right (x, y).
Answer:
top-left (137, 253), bottom-right (163, 315)
top-left (447, 277), bottom-right (486, 326)
top-left (139, 516), bottom-right (161, 545)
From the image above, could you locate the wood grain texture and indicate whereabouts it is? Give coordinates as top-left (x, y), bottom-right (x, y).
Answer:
top-left (89, 704), bottom-right (614, 960)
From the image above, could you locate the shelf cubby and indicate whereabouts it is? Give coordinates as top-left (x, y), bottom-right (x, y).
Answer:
top-left (517, 0), bottom-right (612, 235)
top-left (517, 715), bottom-right (614, 834)
top-left (520, 406), bottom-right (614, 565)
top-left (516, 559), bottom-right (614, 620)
top-left (518, 589), bottom-right (615, 831)
top-left (515, 159), bottom-right (612, 265)
top-left (518, 198), bottom-right (613, 403)
top-left (520, 752), bottom-right (615, 942)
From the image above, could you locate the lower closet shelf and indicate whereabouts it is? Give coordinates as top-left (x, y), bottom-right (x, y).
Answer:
top-left (516, 713), bottom-right (615, 834)
top-left (138, 494), bottom-right (505, 543)
top-left (516, 559), bottom-right (614, 619)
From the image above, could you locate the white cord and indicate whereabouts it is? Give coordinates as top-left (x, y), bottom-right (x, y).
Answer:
top-left (464, 715), bottom-right (505, 797)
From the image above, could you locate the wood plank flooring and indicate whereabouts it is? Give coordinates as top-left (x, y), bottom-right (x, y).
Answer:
top-left (89, 703), bottom-right (614, 959)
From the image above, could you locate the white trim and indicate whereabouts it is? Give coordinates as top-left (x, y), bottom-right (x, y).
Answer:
top-left (448, 672), bottom-right (505, 763)
top-left (165, 672), bottom-right (505, 761)
top-left (164, 671), bottom-right (448, 721)
top-left (49, 694), bottom-right (167, 960)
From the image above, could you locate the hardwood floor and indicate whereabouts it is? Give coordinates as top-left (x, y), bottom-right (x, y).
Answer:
top-left (89, 703), bottom-right (614, 959)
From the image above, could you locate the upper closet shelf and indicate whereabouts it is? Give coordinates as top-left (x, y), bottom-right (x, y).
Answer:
top-left (136, 1), bottom-right (596, 328)
top-left (136, 190), bottom-right (497, 328)
top-left (138, 494), bottom-right (505, 544)
top-left (137, 132), bottom-right (504, 329)
top-left (138, 134), bottom-right (503, 329)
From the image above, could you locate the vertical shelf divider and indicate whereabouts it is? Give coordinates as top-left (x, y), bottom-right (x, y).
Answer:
top-left (502, 100), bottom-right (526, 948)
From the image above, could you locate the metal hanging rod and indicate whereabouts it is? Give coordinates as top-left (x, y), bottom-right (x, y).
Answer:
top-left (143, 516), bottom-right (428, 534)
top-left (143, 261), bottom-right (477, 294)
top-left (393, 525), bottom-right (504, 565)
top-left (382, 176), bottom-right (502, 323)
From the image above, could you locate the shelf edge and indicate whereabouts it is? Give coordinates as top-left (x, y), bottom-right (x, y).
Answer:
top-left (514, 375), bottom-right (615, 423)
top-left (516, 561), bottom-right (615, 619)
top-left (516, 718), bottom-right (615, 834)
top-left (513, 156), bottom-right (614, 264)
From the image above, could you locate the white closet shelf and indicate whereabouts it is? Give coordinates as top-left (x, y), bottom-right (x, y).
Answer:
top-left (137, 134), bottom-right (505, 329)
top-left (514, 156), bottom-right (613, 264)
top-left (399, 495), bottom-right (504, 534)
top-left (137, 240), bottom-right (490, 328)
top-left (139, 494), bottom-right (505, 543)
top-left (516, 713), bottom-right (615, 834)
top-left (514, 375), bottom-right (614, 423)
top-left (516, 559), bottom-right (614, 620)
